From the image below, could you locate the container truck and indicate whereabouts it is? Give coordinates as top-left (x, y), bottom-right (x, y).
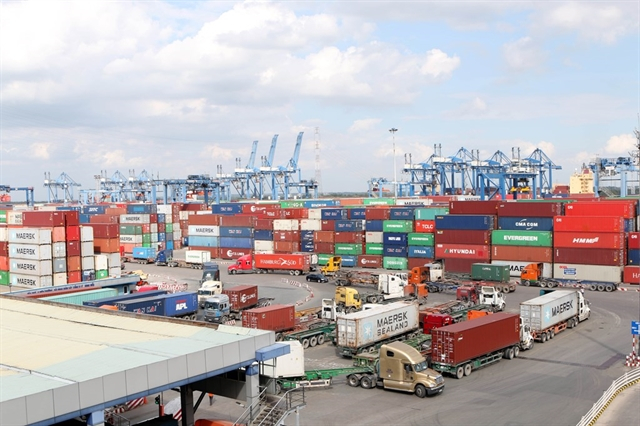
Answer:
top-left (83, 289), bottom-right (168, 307)
top-left (122, 247), bottom-right (157, 264)
top-left (242, 304), bottom-right (297, 340)
top-left (155, 249), bottom-right (213, 270)
top-left (334, 301), bottom-right (422, 357)
top-left (520, 289), bottom-right (590, 343)
top-left (421, 261), bottom-right (516, 293)
top-left (430, 312), bottom-right (532, 379)
top-left (228, 253), bottom-right (315, 276)
top-left (113, 291), bottom-right (199, 320)
top-left (197, 280), bottom-right (223, 308)
top-left (346, 340), bottom-right (445, 397)
top-left (519, 262), bottom-right (620, 292)
top-left (320, 256), bottom-right (342, 276)
top-left (334, 277), bottom-right (427, 314)
top-left (203, 285), bottom-right (273, 323)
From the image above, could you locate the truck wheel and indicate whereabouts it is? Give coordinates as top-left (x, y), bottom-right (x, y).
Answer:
top-left (276, 333), bottom-right (284, 341)
top-left (506, 348), bottom-right (515, 360)
top-left (309, 336), bottom-right (318, 347)
top-left (414, 384), bottom-right (427, 398)
top-left (229, 270), bottom-right (236, 275)
top-left (289, 270), bottom-right (295, 276)
top-left (360, 375), bottom-right (374, 389)
top-left (302, 339), bottom-right (310, 349)
top-left (514, 346), bottom-right (520, 358)
top-left (456, 366), bottom-right (465, 379)
top-left (294, 270), bottom-right (301, 276)
top-left (540, 333), bottom-right (547, 343)
top-left (347, 375), bottom-right (361, 387)
top-left (545, 331), bottom-right (551, 341)
top-left (376, 295), bottom-right (384, 304)
top-left (221, 316), bottom-right (229, 324)
top-left (550, 329), bottom-right (555, 339)
top-left (597, 284), bottom-right (605, 292)
top-left (605, 285), bottom-right (614, 292)
top-left (368, 346), bottom-right (376, 353)
top-left (275, 382), bottom-right (283, 394)
top-left (540, 282), bottom-right (547, 288)
top-left (464, 363), bottom-right (472, 376)
top-left (522, 280), bottom-right (530, 287)
top-left (589, 284), bottom-right (597, 291)
top-left (317, 334), bottom-right (325, 345)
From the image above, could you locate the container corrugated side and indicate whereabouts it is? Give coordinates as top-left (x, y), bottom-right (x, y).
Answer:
top-left (552, 263), bottom-right (622, 283)
top-left (520, 290), bottom-right (580, 332)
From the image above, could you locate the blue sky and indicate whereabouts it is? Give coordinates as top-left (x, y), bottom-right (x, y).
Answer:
top-left (1, 1), bottom-right (638, 201)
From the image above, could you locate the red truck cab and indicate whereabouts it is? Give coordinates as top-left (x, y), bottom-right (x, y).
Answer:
top-left (228, 254), bottom-right (253, 274)
top-left (423, 313), bottom-right (454, 334)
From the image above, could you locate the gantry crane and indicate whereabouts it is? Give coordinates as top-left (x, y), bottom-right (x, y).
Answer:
top-left (44, 172), bottom-right (81, 203)
top-left (588, 156), bottom-right (637, 197)
top-left (0, 185), bottom-right (35, 206)
top-left (232, 140), bottom-right (261, 199)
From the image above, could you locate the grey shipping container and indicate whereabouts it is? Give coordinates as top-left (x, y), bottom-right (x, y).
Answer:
top-left (552, 263), bottom-right (622, 283)
top-left (520, 290), bottom-right (581, 333)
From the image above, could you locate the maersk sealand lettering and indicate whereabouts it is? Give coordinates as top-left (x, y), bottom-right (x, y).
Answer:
top-left (551, 300), bottom-right (573, 316)
top-left (376, 311), bottom-right (409, 336)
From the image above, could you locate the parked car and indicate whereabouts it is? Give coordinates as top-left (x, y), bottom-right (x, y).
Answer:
top-left (306, 273), bottom-right (329, 283)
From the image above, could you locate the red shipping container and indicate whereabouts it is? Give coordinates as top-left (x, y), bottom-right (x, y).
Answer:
top-left (68, 270), bottom-right (82, 283)
top-left (554, 248), bottom-right (625, 267)
top-left (629, 233), bottom-right (640, 249)
top-left (171, 203), bottom-right (182, 214)
top-left (441, 258), bottom-right (476, 273)
top-left (158, 223), bottom-right (166, 233)
top-left (0, 256), bottom-right (8, 270)
top-left (182, 203), bottom-right (207, 211)
top-left (435, 230), bottom-right (491, 245)
top-left (64, 211), bottom-right (79, 226)
top-left (220, 247), bottom-right (252, 259)
top-left (172, 213), bottom-right (181, 223)
top-left (223, 285), bottom-right (259, 310)
top-left (149, 214), bottom-right (157, 223)
top-left (242, 304), bottom-right (296, 333)
top-left (121, 243), bottom-right (134, 254)
top-left (283, 208), bottom-right (308, 219)
top-left (273, 230), bottom-right (300, 242)
top-left (553, 232), bottom-right (626, 249)
top-left (414, 220), bottom-right (435, 233)
top-left (436, 244), bottom-right (490, 260)
top-left (565, 201), bottom-right (636, 219)
top-left (220, 215), bottom-right (255, 227)
top-left (22, 211), bottom-right (67, 227)
top-left (314, 242), bottom-right (335, 254)
top-left (241, 204), bottom-right (280, 215)
top-left (449, 200), bottom-right (500, 215)
top-left (314, 231), bottom-right (335, 243)
top-left (497, 202), bottom-right (564, 218)
top-left (188, 246), bottom-right (220, 259)
top-left (141, 224), bottom-right (151, 234)
top-left (334, 232), bottom-right (364, 244)
top-left (66, 225), bottom-right (80, 241)
top-left (67, 256), bottom-right (81, 271)
top-left (492, 246), bottom-right (553, 263)
top-left (357, 255), bottom-right (382, 268)
top-left (407, 257), bottom-right (429, 270)
top-left (91, 224), bottom-right (120, 239)
top-left (364, 207), bottom-right (390, 220)
top-left (255, 218), bottom-right (275, 230)
top-left (321, 220), bottom-right (335, 231)
top-left (432, 313), bottom-right (520, 366)
top-left (105, 207), bottom-right (127, 215)
top-left (92, 238), bottom-right (119, 254)
top-left (89, 214), bottom-right (119, 224)
top-left (52, 227), bottom-right (66, 243)
top-left (188, 214), bottom-right (220, 226)
top-left (553, 216), bottom-right (625, 233)
top-left (274, 241), bottom-right (300, 252)
top-left (0, 241), bottom-right (7, 257)
top-left (623, 265), bottom-right (640, 284)
top-left (263, 210), bottom-right (286, 219)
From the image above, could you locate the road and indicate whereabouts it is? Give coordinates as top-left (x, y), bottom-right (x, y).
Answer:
top-left (125, 262), bottom-right (640, 425)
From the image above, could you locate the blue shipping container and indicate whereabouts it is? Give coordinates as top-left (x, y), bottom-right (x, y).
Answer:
top-left (340, 255), bottom-right (357, 267)
top-left (389, 207), bottom-right (415, 219)
top-left (383, 246), bottom-right (408, 257)
top-left (126, 204), bottom-right (157, 214)
top-left (133, 247), bottom-right (156, 259)
top-left (187, 236), bottom-right (218, 247)
top-left (300, 244), bottom-right (315, 253)
top-left (254, 230), bottom-right (274, 241)
top-left (435, 214), bottom-right (496, 230)
top-left (79, 214), bottom-right (91, 224)
top-left (220, 237), bottom-right (253, 249)
top-left (335, 220), bottom-right (365, 231)
top-left (383, 233), bottom-right (408, 246)
top-left (628, 250), bottom-right (640, 265)
top-left (408, 246), bottom-right (435, 259)
top-left (348, 208), bottom-right (366, 219)
top-left (498, 217), bottom-right (554, 232)
top-left (82, 270), bottom-right (96, 281)
top-left (300, 230), bottom-right (315, 241)
top-left (219, 227), bottom-right (254, 238)
top-left (157, 213), bottom-right (165, 223)
top-left (83, 290), bottom-right (167, 307)
top-left (115, 292), bottom-right (198, 317)
top-left (321, 208), bottom-right (348, 220)
top-left (624, 219), bottom-right (636, 232)
top-left (158, 233), bottom-right (166, 242)
top-left (81, 205), bottom-right (108, 215)
top-left (301, 241), bottom-right (315, 251)
top-left (166, 240), bottom-right (174, 250)
top-left (212, 203), bottom-right (244, 215)
top-left (303, 200), bottom-right (338, 208)
top-left (365, 220), bottom-right (384, 232)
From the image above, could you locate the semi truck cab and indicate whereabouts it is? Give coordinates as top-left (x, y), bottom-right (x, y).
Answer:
top-left (203, 294), bottom-right (232, 323)
top-left (227, 254), bottom-right (253, 274)
top-left (197, 280), bottom-right (223, 308)
top-left (377, 341), bottom-right (444, 397)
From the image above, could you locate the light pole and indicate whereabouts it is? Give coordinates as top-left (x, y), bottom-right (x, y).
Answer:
top-left (389, 128), bottom-right (398, 201)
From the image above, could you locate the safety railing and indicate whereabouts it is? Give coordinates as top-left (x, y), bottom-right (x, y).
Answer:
top-left (576, 367), bottom-right (640, 426)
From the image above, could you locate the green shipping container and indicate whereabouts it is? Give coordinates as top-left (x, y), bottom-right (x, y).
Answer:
top-left (414, 207), bottom-right (449, 220)
top-left (383, 220), bottom-right (413, 233)
top-left (363, 198), bottom-right (395, 206)
top-left (280, 200), bottom-right (305, 209)
top-left (365, 243), bottom-right (384, 255)
top-left (491, 230), bottom-right (552, 247)
top-left (142, 233), bottom-right (151, 244)
top-left (407, 233), bottom-right (434, 246)
top-left (96, 269), bottom-right (109, 279)
top-left (0, 271), bottom-right (9, 285)
top-left (383, 257), bottom-right (408, 270)
top-left (334, 244), bottom-right (363, 255)
top-left (41, 288), bottom-right (118, 306)
top-left (165, 223), bottom-right (174, 233)
top-left (142, 242), bottom-right (152, 248)
top-left (0, 210), bottom-right (6, 224)
top-left (317, 254), bottom-right (333, 265)
top-left (120, 225), bottom-right (143, 235)
top-left (471, 263), bottom-right (510, 283)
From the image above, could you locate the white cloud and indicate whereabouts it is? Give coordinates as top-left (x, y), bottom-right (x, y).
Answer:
top-left (503, 37), bottom-right (545, 71)
top-left (604, 134), bottom-right (637, 155)
top-left (420, 49), bottom-right (461, 80)
top-left (29, 143), bottom-right (51, 160)
top-left (349, 119), bottom-right (381, 133)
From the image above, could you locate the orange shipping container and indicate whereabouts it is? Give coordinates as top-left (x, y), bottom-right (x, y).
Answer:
top-left (491, 245), bottom-right (553, 263)
top-left (189, 246), bottom-right (220, 259)
top-left (188, 214), bottom-right (220, 226)
top-left (67, 256), bottom-right (82, 272)
top-left (68, 271), bottom-right (82, 283)
top-left (0, 256), bottom-right (9, 270)
top-left (274, 241), bottom-right (300, 252)
top-left (90, 214), bottom-right (120, 224)
top-left (94, 238), bottom-right (121, 253)
top-left (52, 226), bottom-right (66, 242)
top-left (120, 243), bottom-right (136, 254)
top-left (105, 207), bottom-right (127, 215)
top-left (314, 231), bottom-right (335, 243)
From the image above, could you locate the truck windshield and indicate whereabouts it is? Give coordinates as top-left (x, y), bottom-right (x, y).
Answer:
top-left (414, 361), bottom-right (429, 372)
top-left (204, 302), bottom-right (220, 310)
top-left (198, 290), bottom-right (213, 296)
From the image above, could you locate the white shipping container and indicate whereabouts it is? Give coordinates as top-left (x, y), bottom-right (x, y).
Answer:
top-left (9, 228), bottom-right (52, 244)
top-left (82, 256), bottom-right (95, 271)
top-left (173, 228), bottom-right (182, 239)
top-left (107, 253), bottom-right (121, 268)
top-left (10, 259), bottom-right (53, 276)
top-left (307, 208), bottom-right (323, 220)
top-left (120, 214), bottom-right (150, 224)
top-left (253, 250), bottom-right (275, 254)
top-left (9, 243), bottom-right (52, 260)
top-left (151, 233), bottom-right (158, 243)
top-left (300, 219), bottom-right (322, 231)
top-left (150, 223), bottom-right (158, 233)
top-left (491, 260), bottom-right (552, 278)
top-left (553, 263), bottom-right (622, 283)
top-left (80, 241), bottom-right (94, 257)
top-left (80, 226), bottom-right (94, 242)
top-left (157, 204), bottom-right (173, 216)
top-left (273, 219), bottom-right (299, 231)
top-left (0, 227), bottom-right (7, 242)
top-left (185, 250), bottom-right (211, 264)
top-left (52, 258), bottom-right (67, 273)
top-left (254, 240), bottom-right (275, 252)
top-left (365, 232), bottom-right (384, 244)
top-left (262, 340), bottom-right (305, 378)
top-left (94, 254), bottom-right (109, 270)
top-left (179, 211), bottom-right (191, 220)
top-left (11, 273), bottom-right (53, 288)
top-left (120, 235), bottom-right (143, 244)
top-left (520, 290), bottom-right (581, 332)
top-left (195, 210), bottom-right (211, 215)
top-left (53, 273), bottom-right (67, 286)
top-left (52, 242), bottom-right (66, 258)
top-left (108, 266), bottom-right (121, 278)
top-left (37, 205), bottom-right (57, 211)
top-left (7, 211), bottom-right (23, 225)
top-left (188, 225), bottom-right (220, 237)
top-left (395, 198), bottom-right (432, 206)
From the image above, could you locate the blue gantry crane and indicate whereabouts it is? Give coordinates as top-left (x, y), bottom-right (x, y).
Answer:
top-left (0, 185), bottom-right (35, 206)
top-left (232, 140), bottom-right (261, 199)
top-left (44, 172), bottom-right (81, 203)
top-left (588, 156), bottom-right (637, 197)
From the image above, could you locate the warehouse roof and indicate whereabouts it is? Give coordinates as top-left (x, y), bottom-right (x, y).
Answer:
top-left (0, 296), bottom-right (276, 425)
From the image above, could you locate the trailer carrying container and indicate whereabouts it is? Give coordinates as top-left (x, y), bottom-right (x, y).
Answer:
top-left (82, 290), bottom-right (167, 307)
top-left (223, 285), bottom-right (259, 310)
top-left (520, 290), bottom-right (590, 342)
top-left (335, 301), bottom-right (420, 356)
top-left (114, 291), bottom-right (198, 319)
top-left (242, 304), bottom-right (296, 339)
top-left (552, 263), bottom-right (622, 283)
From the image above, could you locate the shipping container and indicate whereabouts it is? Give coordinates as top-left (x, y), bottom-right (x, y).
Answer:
top-left (126, 204), bottom-right (157, 214)
top-left (497, 202), bottom-right (564, 217)
top-left (471, 263), bottom-right (510, 282)
top-left (441, 258), bottom-right (476, 274)
top-left (365, 220), bottom-right (384, 232)
top-left (223, 285), bottom-right (259, 310)
top-left (407, 246), bottom-right (434, 259)
top-left (299, 219), bottom-right (321, 231)
top-left (491, 230), bottom-right (552, 247)
top-left (320, 220), bottom-right (335, 231)
top-left (554, 248), bottom-right (625, 267)
top-left (431, 313), bottom-right (520, 366)
top-left (357, 255), bottom-right (382, 269)
top-left (219, 215), bottom-right (255, 227)
top-left (115, 291), bottom-right (198, 317)
top-left (383, 245), bottom-right (408, 257)
top-left (10, 259), bottom-right (52, 276)
top-left (365, 243), bottom-right (383, 255)
top-left (242, 304), bottom-right (296, 334)
top-left (22, 211), bottom-right (67, 227)
top-left (9, 243), bottom-right (52, 260)
top-left (435, 244), bottom-right (491, 260)
top-left (497, 217), bottom-right (554, 232)
top-left (41, 288), bottom-right (118, 305)
top-left (212, 204), bottom-right (243, 215)
top-left (9, 228), bottom-right (52, 245)
top-left (188, 225), bottom-right (220, 237)
top-left (564, 201), bottom-right (636, 219)
top-left (365, 231), bottom-right (383, 244)
top-left (554, 232), bottom-right (626, 249)
top-left (449, 200), bottom-right (500, 215)
top-left (273, 219), bottom-right (300, 231)
top-left (407, 233), bottom-right (434, 246)
top-left (553, 263), bottom-right (622, 283)
top-left (335, 243), bottom-right (363, 256)
top-left (435, 229), bottom-right (491, 245)
top-left (491, 260), bottom-right (552, 278)
top-left (321, 208), bottom-right (348, 220)
top-left (220, 237), bottom-right (253, 249)
top-left (553, 216), bottom-right (626, 233)
top-left (435, 215), bottom-right (496, 231)
top-left (383, 233), bottom-right (408, 246)
top-left (520, 290), bottom-right (583, 333)
top-left (348, 208), bottom-right (367, 219)
top-left (314, 231), bottom-right (335, 243)
top-left (188, 214), bottom-right (221, 226)
top-left (628, 232), bottom-right (640, 249)
top-left (120, 214), bottom-right (151, 224)
top-left (254, 230), bottom-right (274, 241)
top-left (314, 242), bottom-right (335, 254)
top-left (334, 220), bottom-right (365, 232)
top-left (219, 227), bottom-right (253, 238)
top-left (382, 220), bottom-right (414, 233)
top-left (491, 245), bottom-right (553, 263)
top-left (414, 207), bottom-right (449, 220)
top-left (414, 220), bottom-right (436, 233)
top-left (389, 207), bottom-right (415, 219)
top-left (364, 207), bottom-right (391, 220)
top-left (273, 230), bottom-right (300, 242)
top-left (383, 256), bottom-right (408, 270)
top-left (186, 236), bottom-right (218, 248)
top-left (628, 250), bottom-right (640, 265)
top-left (11, 273), bottom-right (53, 287)
top-left (623, 265), bottom-right (640, 284)
top-left (334, 232), bottom-right (364, 244)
